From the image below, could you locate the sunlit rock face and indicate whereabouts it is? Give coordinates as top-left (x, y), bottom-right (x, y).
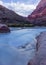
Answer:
top-left (28, 0), bottom-right (46, 25)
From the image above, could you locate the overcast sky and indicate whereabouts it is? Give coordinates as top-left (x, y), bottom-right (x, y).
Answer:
top-left (0, 0), bottom-right (40, 16)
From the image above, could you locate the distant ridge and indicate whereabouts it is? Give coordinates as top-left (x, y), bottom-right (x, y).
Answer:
top-left (0, 5), bottom-right (30, 25)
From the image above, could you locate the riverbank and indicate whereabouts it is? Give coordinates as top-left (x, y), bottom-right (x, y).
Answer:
top-left (28, 31), bottom-right (46, 65)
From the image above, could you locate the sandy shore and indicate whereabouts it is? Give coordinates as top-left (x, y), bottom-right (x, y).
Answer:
top-left (28, 31), bottom-right (46, 65)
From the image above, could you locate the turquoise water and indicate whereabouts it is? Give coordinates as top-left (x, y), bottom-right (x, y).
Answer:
top-left (0, 27), bottom-right (46, 47)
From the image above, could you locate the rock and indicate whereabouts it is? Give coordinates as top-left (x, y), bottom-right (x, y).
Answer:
top-left (0, 24), bottom-right (10, 33)
top-left (28, 0), bottom-right (46, 25)
top-left (42, 8), bottom-right (46, 15)
top-left (36, 0), bottom-right (46, 10)
top-left (0, 5), bottom-right (30, 24)
top-left (27, 31), bottom-right (46, 65)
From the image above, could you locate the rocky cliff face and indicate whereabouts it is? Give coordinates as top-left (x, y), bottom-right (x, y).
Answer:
top-left (0, 5), bottom-right (30, 25)
top-left (37, 0), bottom-right (46, 9)
top-left (28, 0), bottom-right (46, 25)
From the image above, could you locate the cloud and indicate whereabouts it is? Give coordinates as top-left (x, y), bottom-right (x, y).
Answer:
top-left (7, 2), bottom-right (37, 16)
top-left (0, 0), bottom-right (3, 5)
top-left (0, 0), bottom-right (40, 16)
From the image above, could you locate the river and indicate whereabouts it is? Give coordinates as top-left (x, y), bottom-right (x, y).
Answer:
top-left (0, 27), bottom-right (46, 47)
top-left (0, 27), bottom-right (46, 65)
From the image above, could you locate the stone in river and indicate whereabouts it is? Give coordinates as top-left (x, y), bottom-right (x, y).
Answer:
top-left (0, 24), bottom-right (10, 33)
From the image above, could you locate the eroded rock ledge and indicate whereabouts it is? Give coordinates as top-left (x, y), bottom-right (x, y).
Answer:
top-left (28, 31), bottom-right (46, 65)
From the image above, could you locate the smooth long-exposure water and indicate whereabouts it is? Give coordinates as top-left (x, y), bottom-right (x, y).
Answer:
top-left (0, 27), bottom-right (46, 65)
top-left (0, 27), bottom-right (46, 47)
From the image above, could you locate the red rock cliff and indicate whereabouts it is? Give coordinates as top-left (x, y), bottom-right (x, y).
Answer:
top-left (28, 0), bottom-right (46, 25)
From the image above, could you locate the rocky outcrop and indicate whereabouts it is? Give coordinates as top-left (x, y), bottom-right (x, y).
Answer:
top-left (0, 24), bottom-right (10, 33)
top-left (28, 0), bottom-right (46, 25)
top-left (28, 31), bottom-right (46, 65)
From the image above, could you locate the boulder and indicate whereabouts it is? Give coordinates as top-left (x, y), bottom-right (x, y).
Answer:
top-left (0, 24), bottom-right (10, 33)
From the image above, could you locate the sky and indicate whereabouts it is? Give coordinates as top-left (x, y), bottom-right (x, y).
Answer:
top-left (0, 0), bottom-right (40, 16)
